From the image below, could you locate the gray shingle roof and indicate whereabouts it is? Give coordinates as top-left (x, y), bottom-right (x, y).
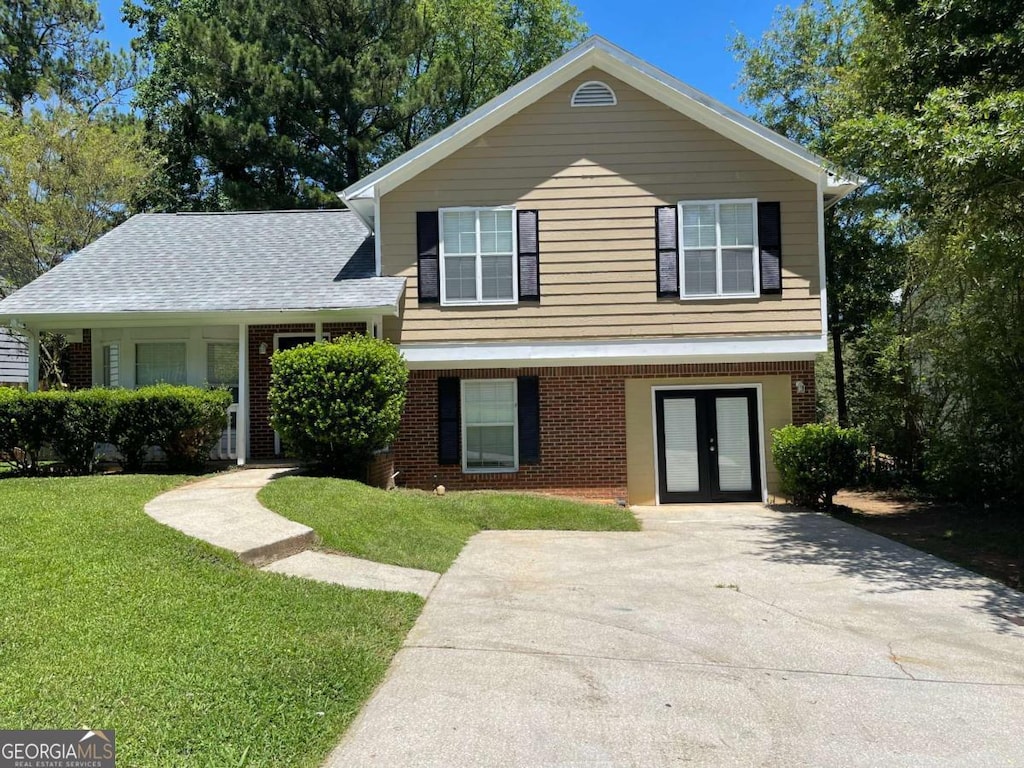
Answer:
top-left (0, 210), bottom-right (405, 317)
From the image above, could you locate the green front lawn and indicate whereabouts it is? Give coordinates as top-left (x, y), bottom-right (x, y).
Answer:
top-left (259, 477), bottom-right (640, 573)
top-left (0, 476), bottom-right (421, 768)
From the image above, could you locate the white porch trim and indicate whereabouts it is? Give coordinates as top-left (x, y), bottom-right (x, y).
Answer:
top-left (237, 323), bottom-right (248, 465)
top-left (27, 334), bottom-right (39, 391)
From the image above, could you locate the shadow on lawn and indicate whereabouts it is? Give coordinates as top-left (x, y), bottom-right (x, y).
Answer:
top-left (754, 505), bottom-right (1024, 635)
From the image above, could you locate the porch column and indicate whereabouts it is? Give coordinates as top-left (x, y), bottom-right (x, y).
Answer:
top-left (237, 323), bottom-right (248, 466)
top-left (27, 332), bottom-right (39, 392)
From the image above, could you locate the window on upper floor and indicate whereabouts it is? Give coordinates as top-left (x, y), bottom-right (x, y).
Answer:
top-left (440, 207), bottom-right (518, 305)
top-left (678, 199), bottom-right (759, 299)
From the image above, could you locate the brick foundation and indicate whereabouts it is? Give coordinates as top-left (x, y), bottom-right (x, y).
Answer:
top-left (393, 360), bottom-right (816, 499)
top-left (247, 322), bottom-right (368, 459)
top-left (366, 449), bottom-right (396, 489)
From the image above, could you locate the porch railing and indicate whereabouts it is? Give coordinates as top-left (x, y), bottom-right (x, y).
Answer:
top-left (211, 403), bottom-right (238, 461)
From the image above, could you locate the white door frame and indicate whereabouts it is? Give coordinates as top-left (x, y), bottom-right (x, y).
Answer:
top-left (650, 383), bottom-right (768, 504)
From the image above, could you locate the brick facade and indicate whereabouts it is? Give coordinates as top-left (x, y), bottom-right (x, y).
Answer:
top-left (247, 322), bottom-right (367, 459)
top-left (791, 370), bottom-right (816, 426)
top-left (393, 359), bottom-right (816, 499)
top-left (63, 329), bottom-right (92, 390)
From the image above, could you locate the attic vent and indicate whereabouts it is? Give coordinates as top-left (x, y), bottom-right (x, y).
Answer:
top-left (571, 81), bottom-right (617, 107)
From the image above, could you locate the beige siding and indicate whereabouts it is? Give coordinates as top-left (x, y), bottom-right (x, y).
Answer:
top-left (380, 69), bottom-right (822, 344)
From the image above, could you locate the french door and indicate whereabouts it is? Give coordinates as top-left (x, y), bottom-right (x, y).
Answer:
top-left (655, 388), bottom-right (762, 503)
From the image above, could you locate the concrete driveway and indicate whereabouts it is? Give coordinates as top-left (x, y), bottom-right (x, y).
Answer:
top-left (326, 505), bottom-right (1024, 767)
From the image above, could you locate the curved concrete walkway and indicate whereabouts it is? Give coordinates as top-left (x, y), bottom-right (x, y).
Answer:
top-left (144, 467), bottom-right (439, 598)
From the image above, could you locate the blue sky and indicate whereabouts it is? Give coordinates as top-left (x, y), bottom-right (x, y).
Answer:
top-left (96, 0), bottom-right (780, 112)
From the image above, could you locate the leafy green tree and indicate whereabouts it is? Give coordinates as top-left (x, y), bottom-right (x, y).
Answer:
top-left (0, 108), bottom-right (159, 385)
top-left (837, 1), bottom-right (1024, 498)
top-left (732, 0), bottom-right (902, 427)
top-left (125, 0), bottom-right (585, 210)
top-left (0, 108), bottom-right (159, 292)
top-left (0, 0), bottom-right (134, 115)
top-left (383, 0), bottom-right (585, 159)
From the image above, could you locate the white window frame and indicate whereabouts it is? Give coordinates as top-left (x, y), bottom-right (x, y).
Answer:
top-left (460, 378), bottom-right (519, 473)
top-left (677, 198), bottom-right (760, 300)
top-left (101, 342), bottom-right (120, 388)
top-left (135, 341), bottom-right (188, 386)
top-left (439, 206), bottom-right (519, 307)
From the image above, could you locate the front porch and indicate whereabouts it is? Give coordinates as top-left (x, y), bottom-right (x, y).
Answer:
top-left (23, 315), bottom-right (373, 464)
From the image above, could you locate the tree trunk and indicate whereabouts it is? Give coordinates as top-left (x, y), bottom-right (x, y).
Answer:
top-left (832, 325), bottom-right (848, 427)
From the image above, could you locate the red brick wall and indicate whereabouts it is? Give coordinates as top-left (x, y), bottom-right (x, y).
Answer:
top-left (393, 359), bottom-right (816, 498)
top-left (791, 370), bottom-right (816, 425)
top-left (63, 329), bottom-right (92, 390)
top-left (247, 322), bottom-right (368, 459)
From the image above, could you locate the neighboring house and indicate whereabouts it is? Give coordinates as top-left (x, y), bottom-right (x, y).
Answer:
top-left (0, 328), bottom-right (29, 386)
top-left (0, 37), bottom-right (860, 504)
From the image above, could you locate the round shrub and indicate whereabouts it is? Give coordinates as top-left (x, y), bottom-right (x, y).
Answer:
top-left (269, 336), bottom-right (407, 477)
top-left (771, 422), bottom-right (868, 510)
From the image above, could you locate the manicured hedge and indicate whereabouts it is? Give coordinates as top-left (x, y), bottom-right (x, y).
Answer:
top-left (269, 336), bottom-right (407, 477)
top-left (0, 385), bottom-right (232, 474)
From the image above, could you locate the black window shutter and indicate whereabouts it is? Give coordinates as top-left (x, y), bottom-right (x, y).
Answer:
top-left (517, 210), bottom-right (540, 301)
top-left (517, 376), bottom-right (540, 464)
top-left (655, 206), bottom-right (679, 297)
top-left (758, 202), bottom-right (783, 294)
top-left (417, 211), bottom-right (440, 304)
top-left (437, 377), bottom-right (460, 465)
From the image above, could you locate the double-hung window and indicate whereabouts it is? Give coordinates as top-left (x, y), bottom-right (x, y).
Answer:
top-left (462, 379), bottom-right (518, 471)
top-left (679, 199), bottom-right (759, 298)
top-left (136, 342), bottom-right (187, 386)
top-left (440, 207), bottom-right (517, 305)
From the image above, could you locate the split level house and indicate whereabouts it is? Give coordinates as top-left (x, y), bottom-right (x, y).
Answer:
top-left (0, 37), bottom-right (860, 504)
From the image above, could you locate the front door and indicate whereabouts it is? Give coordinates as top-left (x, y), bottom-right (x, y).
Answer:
top-left (655, 389), bottom-right (762, 503)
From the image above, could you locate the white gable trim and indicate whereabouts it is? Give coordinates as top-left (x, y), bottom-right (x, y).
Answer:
top-left (341, 36), bottom-right (863, 210)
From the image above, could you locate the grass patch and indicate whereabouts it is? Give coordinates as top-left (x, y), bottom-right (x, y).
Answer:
top-left (259, 476), bottom-right (639, 573)
top-left (0, 476), bottom-right (422, 767)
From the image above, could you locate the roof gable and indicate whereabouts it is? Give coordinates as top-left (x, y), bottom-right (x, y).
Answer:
top-left (341, 36), bottom-right (861, 216)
